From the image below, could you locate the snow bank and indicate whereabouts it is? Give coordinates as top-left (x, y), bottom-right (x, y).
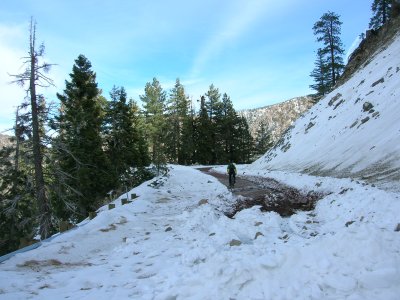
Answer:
top-left (1, 165), bottom-right (399, 299)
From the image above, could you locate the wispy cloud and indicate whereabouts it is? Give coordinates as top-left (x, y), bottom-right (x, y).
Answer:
top-left (189, 0), bottom-right (272, 78)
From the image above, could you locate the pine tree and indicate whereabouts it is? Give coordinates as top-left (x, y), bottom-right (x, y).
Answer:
top-left (313, 11), bottom-right (345, 89)
top-left (180, 101), bottom-right (196, 165)
top-left (235, 117), bottom-right (254, 163)
top-left (55, 55), bottom-right (112, 220)
top-left (164, 79), bottom-right (190, 164)
top-left (369, 0), bottom-right (392, 29)
top-left (104, 86), bottom-right (150, 188)
top-left (195, 96), bottom-right (213, 164)
top-left (140, 78), bottom-right (167, 174)
top-left (219, 93), bottom-right (238, 162)
top-left (0, 110), bottom-right (35, 255)
top-left (310, 48), bottom-right (331, 96)
top-left (254, 121), bottom-right (273, 156)
top-left (194, 88), bottom-right (254, 164)
top-left (205, 84), bottom-right (222, 164)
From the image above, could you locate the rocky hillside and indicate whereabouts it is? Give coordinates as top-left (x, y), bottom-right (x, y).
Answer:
top-left (251, 22), bottom-right (400, 192)
top-left (0, 134), bottom-right (12, 149)
top-left (239, 96), bottom-right (314, 143)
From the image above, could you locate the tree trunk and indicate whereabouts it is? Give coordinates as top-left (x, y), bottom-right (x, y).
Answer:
top-left (29, 23), bottom-right (51, 240)
top-left (14, 106), bottom-right (20, 173)
top-left (329, 20), bottom-right (336, 86)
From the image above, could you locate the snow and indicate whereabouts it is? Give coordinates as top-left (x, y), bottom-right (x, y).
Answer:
top-left (1, 20), bottom-right (400, 300)
top-left (1, 165), bottom-right (400, 299)
top-left (253, 31), bottom-right (400, 192)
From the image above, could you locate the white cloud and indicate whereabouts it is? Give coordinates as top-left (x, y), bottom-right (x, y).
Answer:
top-left (0, 23), bottom-right (27, 133)
top-left (189, 0), bottom-right (273, 78)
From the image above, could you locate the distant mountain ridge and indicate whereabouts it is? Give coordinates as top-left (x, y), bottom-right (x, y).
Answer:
top-left (239, 96), bottom-right (314, 143)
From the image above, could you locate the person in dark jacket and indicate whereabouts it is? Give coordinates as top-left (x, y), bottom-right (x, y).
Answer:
top-left (227, 161), bottom-right (237, 187)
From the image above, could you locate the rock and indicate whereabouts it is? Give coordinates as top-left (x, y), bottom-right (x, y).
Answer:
top-left (363, 102), bottom-right (374, 112)
top-left (108, 203), bottom-right (115, 210)
top-left (19, 237), bottom-right (39, 249)
top-left (209, 232), bottom-right (216, 236)
top-left (165, 227), bottom-right (172, 232)
top-left (395, 223), bottom-right (400, 232)
top-left (372, 111), bottom-right (380, 118)
top-left (59, 221), bottom-right (74, 233)
top-left (357, 117), bottom-right (370, 128)
top-left (345, 220), bottom-right (355, 227)
top-left (333, 99), bottom-right (345, 110)
top-left (254, 221), bottom-right (263, 226)
top-left (350, 120), bottom-right (359, 128)
top-left (198, 199), bottom-right (208, 206)
top-left (121, 198), bottom-right (132, 205)
top-left (328, 93), bottom-right (342, 106)
top-left (229, 239), bottom-right (242, 246)
top-left (371, 77), bottom-right (384, 87)
top-left (89, 211), bottom-right (97, 220)
top-left (254, 232), bottom-right (264, 239)
top-left (305, 122), bottom-right (315, 132)
top-left (279, 234), bottom-right (289, 240)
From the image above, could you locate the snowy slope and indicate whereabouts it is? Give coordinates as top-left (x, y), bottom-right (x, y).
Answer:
top-left (251, 32), bottom-right (400, 191)
top-left (1, 165), bottom-right (400, 299)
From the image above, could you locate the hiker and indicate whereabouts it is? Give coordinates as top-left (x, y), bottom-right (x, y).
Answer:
top-left (227, 161), bottom-right (237, 187)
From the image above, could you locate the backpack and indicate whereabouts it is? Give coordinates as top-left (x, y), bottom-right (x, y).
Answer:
top-left (227, 163), bottom-right (236, 174)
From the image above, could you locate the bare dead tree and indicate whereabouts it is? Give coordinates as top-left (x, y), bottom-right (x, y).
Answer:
top-left (9, 18), bottom-right (55, 239)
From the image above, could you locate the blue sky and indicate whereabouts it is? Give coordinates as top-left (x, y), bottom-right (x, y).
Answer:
top-left (0, 0), bottom-right (372, 133)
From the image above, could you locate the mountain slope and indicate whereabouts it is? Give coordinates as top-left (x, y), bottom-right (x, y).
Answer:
top-left (251, 30), bottom-right (400, 191)
top-left (239, 96), bottom-right (314, 142)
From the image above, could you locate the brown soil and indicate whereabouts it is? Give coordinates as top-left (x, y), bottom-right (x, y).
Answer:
top-left (199, 168), bottom-right (323, 218)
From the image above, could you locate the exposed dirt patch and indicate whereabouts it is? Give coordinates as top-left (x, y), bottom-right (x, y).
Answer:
top-left (199, 168), bottom-right (323, 218)
top-left (18, 259), bottom-right (92, 271)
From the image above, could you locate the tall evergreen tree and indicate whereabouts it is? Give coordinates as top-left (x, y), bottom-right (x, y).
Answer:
top-left (235, 117), bottom-right (254, 163)
top-left (164, 79), bottom-right (190, 164)
top-left (205, 84), bottom-right (222, 164)
top-left (254, 121), bottom-right (273, 156)
top-left (127, 99), bottom-right (151, 169)
top-left (310, 48), bottom-right (331, 96)
top-left (55, 55), bottom-right (112, 220)
top-left (180, 101), bottom-right (196, 165)
top-left (369, 0), bottom-right (392, 29)
top-left (219, 93), bottom-right (238, 162)
top-left (104, 86), bottom-right (149, 186)
top-left (313, 11), bottom-right (345, 89)
top-left (194, 87), bottom-right (254, 164)
top-left (140, 78), bottom-right (167, 174)
top-left (0, 107), bottom-right (36, 255)
top-left (195, 96), bottom-right (213, 164)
